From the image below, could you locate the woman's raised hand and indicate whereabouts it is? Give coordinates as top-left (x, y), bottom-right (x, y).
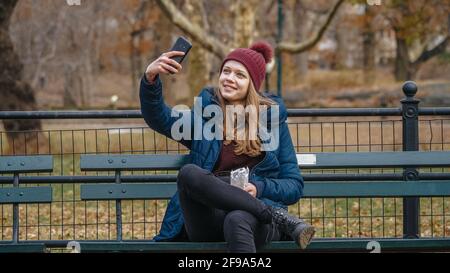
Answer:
top-left (144, 51), bottom-right (185, 83)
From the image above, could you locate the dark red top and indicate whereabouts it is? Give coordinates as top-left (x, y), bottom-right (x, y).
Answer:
top-left (212, 141), bottom-right (265, 176)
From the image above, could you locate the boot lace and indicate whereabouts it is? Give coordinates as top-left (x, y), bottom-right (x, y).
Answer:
top-left (272, 208), bottom-right (301, 234)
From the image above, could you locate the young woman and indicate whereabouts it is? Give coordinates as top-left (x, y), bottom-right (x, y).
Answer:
top-left (140, 41), bottom-right (315, 253)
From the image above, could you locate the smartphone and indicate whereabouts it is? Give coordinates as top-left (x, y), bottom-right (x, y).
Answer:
top-left (169, 36), bottom-right (192, 64)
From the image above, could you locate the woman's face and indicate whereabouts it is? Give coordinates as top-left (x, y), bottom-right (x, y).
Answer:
top-left (219, 60), bottom-right (250, 105)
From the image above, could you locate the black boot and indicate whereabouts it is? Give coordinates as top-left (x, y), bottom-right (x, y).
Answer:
top-left (269, 207), bottom-right (315, 249)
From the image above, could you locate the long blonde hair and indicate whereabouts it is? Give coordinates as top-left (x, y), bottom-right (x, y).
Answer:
top-left (215, 81), bottom-right (275, 157)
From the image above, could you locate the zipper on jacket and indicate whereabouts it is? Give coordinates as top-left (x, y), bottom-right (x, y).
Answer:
top-left (199, 88), bottom-right (221, 170)
top-left (249, 150), bottom-right (269, 180)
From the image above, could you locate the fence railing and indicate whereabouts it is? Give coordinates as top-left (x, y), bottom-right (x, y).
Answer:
top-left (1, 81), bottom-right (450, 248)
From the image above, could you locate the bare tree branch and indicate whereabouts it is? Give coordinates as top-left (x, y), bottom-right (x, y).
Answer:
top-left (155, 0), bottom-right (343, 57)
top-left (198, 0), bottom-right (210, 31)
top-left (155, 0), bottom-right (229, 59)
top-left (277, 0), bottom-right (344, 54)
top-left (300, 0), bottom-right (335, 15)
top-left (412, 14), bottom-right (450, 65)
top-left (413, 36), bottom-right (449, 65)
top-left (265, 0), bottom-right (276, 14)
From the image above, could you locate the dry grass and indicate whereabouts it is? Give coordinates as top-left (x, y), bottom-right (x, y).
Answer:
top-left (304, 70), bottom-right (366, 92)
top-left (2, 196), bottom-right (450, 241)
top-left (291, 69), bottom-right (397, 93)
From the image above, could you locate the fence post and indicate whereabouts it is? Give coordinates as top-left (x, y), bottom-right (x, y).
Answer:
top-left (115, 170), bottom-right (123, 241)
top-left (13, 173), bottom-right (19, 243)
top-left (401, 81), bottom-right (420, 239)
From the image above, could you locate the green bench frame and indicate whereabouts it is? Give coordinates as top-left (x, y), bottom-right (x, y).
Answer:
top-left (0, 155), bottom-right (53, 253)
top-left (2, 152), bottom-right (450, 252)
top-left (75, 151), bottom-right (450, 253)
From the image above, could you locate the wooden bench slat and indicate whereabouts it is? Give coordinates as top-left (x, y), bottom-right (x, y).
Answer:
top-left (0, 243), bottom-right (46, 253)
top-left (80, 151), bottom-right (450, 172)
top-left (269, 238), bottom-right (450, 251)
top-left (80, 183), bottom-right (176, 200)
top-left (80, 154), bottom-right (190, 171)
top-left (75, 238), bottom-right (450, 252)
top-left (80, 181), bottom-right (450, 200)
top-left (78, 241), bottom-right (228, 252)
top-left (304, 181), bottom-right (450, 197)
top-left (297, 151), bottom-right (450, 168)
top-left (0, 187), bottom-right (53, 204)
top-left (2, 238), bottom-right (449, 252)
top-left (0, 156), bottom-right (53, 173)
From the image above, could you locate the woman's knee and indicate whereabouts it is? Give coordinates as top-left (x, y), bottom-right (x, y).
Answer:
top-left (177, 164), bottom-right (205, 188)
top-left (224, 210), bottom-right (257, 232)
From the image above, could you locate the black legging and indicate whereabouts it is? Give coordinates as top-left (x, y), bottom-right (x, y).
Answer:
top-left (177, 163), bottom-right (281, 253)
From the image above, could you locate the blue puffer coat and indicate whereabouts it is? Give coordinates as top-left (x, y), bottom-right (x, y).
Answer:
top-left (139, 75), bottom-right (304, 241)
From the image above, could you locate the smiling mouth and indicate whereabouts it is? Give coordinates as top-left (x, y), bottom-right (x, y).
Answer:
top-left (223, 84), bottom-right (237, 91)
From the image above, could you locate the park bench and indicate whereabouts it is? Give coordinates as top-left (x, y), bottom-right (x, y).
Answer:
top-left (1, 82), bottom-right (450, 253)
top-left (0, 155), bottom-right (53, 253)
top-left (74, 151), bottom-right (450, 253)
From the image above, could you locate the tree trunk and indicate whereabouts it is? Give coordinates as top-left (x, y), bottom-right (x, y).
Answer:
top-left (0, 0), bottom-right (43, 155)
top-left (130, 34), bottom-right (141, 103)
top-left (186, 0), bottom-right (211, 104)
top-left (394, 36), bottom-right (413, 81)
top-left (232, 0), bottom-right (259, 48)
top-left (362, 6), bottom-right (376, 84)
top-left (335, 19), bottom-right (347, 69)
top-left (64, 64), bottom-right (86, 108)
top-left (63, 20), bottom-right (94, 108)
top-left (130, 0), bottom-right (150, 103)
top-left (153, 4), bottom-right (177, 106)
top-left (294, 1), bottom-right (309, 78)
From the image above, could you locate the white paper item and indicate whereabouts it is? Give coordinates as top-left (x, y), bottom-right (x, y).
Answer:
top-left (230, 167), bottom-right (249, 189)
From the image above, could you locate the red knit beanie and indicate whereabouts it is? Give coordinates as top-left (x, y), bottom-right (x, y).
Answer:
top-left (220, 41), bottom-right (273, 92)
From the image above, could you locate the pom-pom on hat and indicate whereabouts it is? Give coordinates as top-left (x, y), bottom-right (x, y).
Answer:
top-left (220, 41), bottom-right (273, 92)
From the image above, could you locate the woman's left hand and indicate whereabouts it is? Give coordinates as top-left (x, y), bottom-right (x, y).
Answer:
top-left (244, 183), bottom-right (257, 198)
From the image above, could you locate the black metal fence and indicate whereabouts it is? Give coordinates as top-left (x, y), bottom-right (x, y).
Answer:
top-left (1, 81), bottom-right (450, 247)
